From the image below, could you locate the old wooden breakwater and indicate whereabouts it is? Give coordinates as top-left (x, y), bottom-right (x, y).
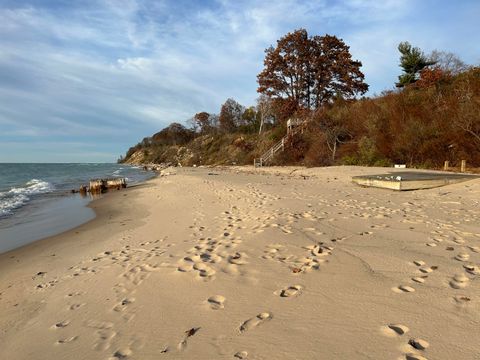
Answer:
top-left (78, 178), bottom-right (127, 194)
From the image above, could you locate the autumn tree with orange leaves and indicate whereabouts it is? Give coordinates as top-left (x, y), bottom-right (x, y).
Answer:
top-left (257, 29), bottom-right (368, 111)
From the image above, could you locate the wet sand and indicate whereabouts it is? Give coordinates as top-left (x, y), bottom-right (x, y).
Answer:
top-left (0, 166), bottom-right (479, 359)
top-left (0, 195), bottom-right (95, 254)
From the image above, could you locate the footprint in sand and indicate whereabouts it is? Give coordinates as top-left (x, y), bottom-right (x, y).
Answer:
top-left (51, 320), bottom-right (70, 329)
top-left (87, 320), bottom-right (116, 351)
top-left (55, 336), bottom-right (78, 345)
top-left (468, 246), bottom-right (479, 253)
top-left (177, 263), bottom-right (194, 272)
top-left (207, 295), bottom-right (226, 310)
top-left (177, 327), bottom-right (201, 351)
top-left (455, 253), bottom-right (470, 262)
top-left (464, 264), bottom-right (479, 275)
top-left (310, 245), bottom-right (332, 257)
top-left (384, 319), bottom-right (424, 352)
top-left (234, 350), bottom-right (248, 359)
top-left (405, 354), bottom-right (428, 360)
top-left (65, 291), bottom-right (84, 298)
top-left (36, 279), bottom-right (58, 290)
top-left (93, 329), bottom-right (117, 351)
top-left (193, 263), bottom-right (216, 278)
top-left (453, 295), bottom-right (471, 304)
top-left (113, 297), bottom-right (135, 312)
top-left (109, 348), bottom-right (132, 359)
top-left (408, 338), bottom-right (430, 351)
top-left (411, 276), bottom-right (428, 284)
top-left (404, 338), bottom-right (430, 360)
top-left (69, 303), bottom-right (86, 311)
top-left (449, 273), bottom-right (470, 289)
top-left (239, 312), bottom-right (273, 333)
top-left (393, 285), bottom-right (415, 293)
top-left (418, 267), bottom-right (434, 274)
top-left (275, 285), bottom-right (303, 298)
top-left (228, 252), bottom-right (248, 265)
top-left (381, 323), bottom-right (409, 337)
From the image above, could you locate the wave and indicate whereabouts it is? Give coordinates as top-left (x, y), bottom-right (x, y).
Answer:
top-left (112, 168), bottom-right (124, 176)
top-left (0, 179), bottom-right (53, 217)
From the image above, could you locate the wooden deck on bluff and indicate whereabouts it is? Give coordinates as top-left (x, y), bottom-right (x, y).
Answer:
top-left (352, 171), bottom-right (478, 191)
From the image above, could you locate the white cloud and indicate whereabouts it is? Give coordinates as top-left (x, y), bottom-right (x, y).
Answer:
top-left (0, 0), bottom-right (477, 162)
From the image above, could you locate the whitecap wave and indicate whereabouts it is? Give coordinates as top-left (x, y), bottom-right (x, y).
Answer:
top-left (0, 179), bottom-right (53, 216)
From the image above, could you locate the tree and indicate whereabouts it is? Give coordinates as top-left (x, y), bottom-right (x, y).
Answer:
top-left (396, 41), bottom-right (435, 87)
top-left (193, 112), bottom-right (211, 133)
top-left (256, 94), bottom-right (274, 134)
top-left (452, 70), bottom-right (480, 144)
top-left (416, 67), bottom-right (447, 89)
top-left (310, 35), bottom-right (368, 108)
top-left (219, 98), bottom-right (245, 132)
top-left (257, 29), bottom-right (368, 110)
top-left (152, 123), bottom-right (194, 145)
top-left (429, 50), bottom-right (468, 75)
top-left (241, 106), bottom-right (257, 132)
top-left (313, 102), bottom-right (352, 161)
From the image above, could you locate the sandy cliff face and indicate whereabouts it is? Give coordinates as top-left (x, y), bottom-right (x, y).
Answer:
top-left (123, 150), bottom-right (146, 164)
top-left (123, 134), bottom-right (258, 166)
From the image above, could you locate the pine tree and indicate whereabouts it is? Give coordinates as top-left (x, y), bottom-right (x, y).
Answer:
top-left (396, 41), bottom-right (436, 87)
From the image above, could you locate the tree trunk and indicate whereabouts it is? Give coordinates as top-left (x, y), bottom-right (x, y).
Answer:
top-left (259, 114), bottom-right (264, 135)
top-left (332, 140), bottom-right (337, 161)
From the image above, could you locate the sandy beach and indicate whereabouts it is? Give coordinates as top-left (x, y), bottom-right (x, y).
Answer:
top-left (1, 166), bottom-right (479, 360)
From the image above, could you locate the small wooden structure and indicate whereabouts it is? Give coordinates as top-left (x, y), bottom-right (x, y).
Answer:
top-left (286, 118), bottom-right (304, 134)
top-left (254, 118), bottom-right (307, 167)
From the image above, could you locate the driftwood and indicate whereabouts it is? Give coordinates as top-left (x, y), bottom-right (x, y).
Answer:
top-left (84, 178), bottom-right (127, 194)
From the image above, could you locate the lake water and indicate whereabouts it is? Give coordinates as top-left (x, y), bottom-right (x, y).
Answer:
top-left (0, 163), bottom-right (153, 253)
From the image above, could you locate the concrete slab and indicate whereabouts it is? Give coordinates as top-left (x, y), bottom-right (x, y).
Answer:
top-left (352, 171), bottom-right (479, 191)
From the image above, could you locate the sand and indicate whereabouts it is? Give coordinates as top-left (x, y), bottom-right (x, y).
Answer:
top-left (0, 166), bottom-right (479, 360)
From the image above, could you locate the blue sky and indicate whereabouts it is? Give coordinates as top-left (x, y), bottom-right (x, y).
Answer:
top-left (0, 0), bottom-right (478, 162)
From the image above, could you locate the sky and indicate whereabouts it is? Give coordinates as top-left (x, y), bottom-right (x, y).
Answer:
top-left (0, 0), bottom-right (478, 162)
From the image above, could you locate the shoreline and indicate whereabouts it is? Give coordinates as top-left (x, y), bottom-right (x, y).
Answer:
top-left (0, 178), bottom-right (154, 260)
top-left (0, 173), bottom-right (157, 255)
top-left (0, 166), bottom-right (479, 359)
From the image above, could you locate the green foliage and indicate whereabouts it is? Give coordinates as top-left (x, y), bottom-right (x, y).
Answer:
top-left (340, 155), bottom-right (359, 165)
top-left (397, 41), bottom-right (436, 87)
top-left (357, 136), bottom-right (378, 165)
top-left (269, 122), bottom-right (287, 142)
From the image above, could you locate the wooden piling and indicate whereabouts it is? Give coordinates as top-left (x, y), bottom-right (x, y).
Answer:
top-left (88, 178), bottom-right (127, 193)
top-left (106, 178), bottom-right (127, 190)
top-left (444, 161), bottom-right (449, 171)
top-left (460, 160), bottom-right (466, 173)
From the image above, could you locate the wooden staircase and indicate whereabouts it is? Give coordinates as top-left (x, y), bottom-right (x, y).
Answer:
top-left (254, 119), bottom-right (307, 167)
